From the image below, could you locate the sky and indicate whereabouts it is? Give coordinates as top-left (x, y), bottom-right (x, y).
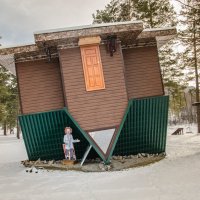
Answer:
top-left (0, 0), bottom-right (110, 46)
top-left (0, 0), bottom-right (181, 47)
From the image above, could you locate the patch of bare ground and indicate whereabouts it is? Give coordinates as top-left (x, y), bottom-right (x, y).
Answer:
top-left (22, 153), bottom-right (165, 173)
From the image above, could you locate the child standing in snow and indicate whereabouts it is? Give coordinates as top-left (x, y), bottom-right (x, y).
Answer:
top-left (63, 127), bottom-right (80, 160)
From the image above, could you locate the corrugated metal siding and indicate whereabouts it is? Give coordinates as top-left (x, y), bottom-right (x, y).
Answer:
top-left (19, 108), bottom-right (101, 161)
top-left (109, 96), bottom-right (169, 159)
top-left (19, 96), bottom-right (168, 162)
top-left (123, 46), bottom-right (164, 99)
top-left (16, 59), bottom-right (64, 114)
top-left (59, 45), bottom-right (128, 131)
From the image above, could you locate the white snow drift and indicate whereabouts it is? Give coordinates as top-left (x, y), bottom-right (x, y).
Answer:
top-left (0, 124), bottom-right (200, 200)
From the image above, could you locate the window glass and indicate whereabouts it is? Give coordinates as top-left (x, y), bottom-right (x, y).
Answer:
top-left (88, 128), bottom-right (115, 154)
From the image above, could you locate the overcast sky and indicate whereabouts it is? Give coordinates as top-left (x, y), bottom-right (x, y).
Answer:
top-left (0, 0), bottom-right (181, 47)
top-left (0, 0), bottom-right (110, 46)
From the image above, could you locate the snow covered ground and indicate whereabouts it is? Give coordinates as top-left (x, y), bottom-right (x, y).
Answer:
top-left (0, 124), bottom-right (200, 200)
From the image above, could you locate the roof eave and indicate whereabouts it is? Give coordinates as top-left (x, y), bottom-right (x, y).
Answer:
top-left (137, 27), bottom-right (177, 48)
top-left (0, 44), bottom-right (38, 55)
top-left (34, 21), bottom-right (144, 47)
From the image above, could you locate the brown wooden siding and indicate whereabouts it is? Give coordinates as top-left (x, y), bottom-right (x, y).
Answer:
top-left (123, 46), bottom-right (164, 99)
top-left (59, 45), bottom-right (128, 131)
top-left (16, 59), bottom-right (64, 114)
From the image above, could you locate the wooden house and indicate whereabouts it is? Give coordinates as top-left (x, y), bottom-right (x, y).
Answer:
top-left (0, 21), bottom-right (176, 163)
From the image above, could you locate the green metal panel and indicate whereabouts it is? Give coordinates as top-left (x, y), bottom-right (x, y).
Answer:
top-left (62, 108), bottom-right (107, 162)
top-left (19, 96), bottom-right (168, 163)
top-left (107, 96), bottom-right (169, 161)
top-left (19, 108), bottom-right (101, 161)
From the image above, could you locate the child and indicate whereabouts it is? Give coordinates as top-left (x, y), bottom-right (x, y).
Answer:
top-left (63, 127), bottom-right (80, 160)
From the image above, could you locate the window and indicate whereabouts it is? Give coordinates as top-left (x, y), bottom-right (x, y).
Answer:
top-left (88, 128), bottom-right (116, 154)
top-left (80, 45), bottom-right (105, 91)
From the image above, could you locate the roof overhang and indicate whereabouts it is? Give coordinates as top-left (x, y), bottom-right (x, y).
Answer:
top-left (0, 21), bottom-right (176, 75)
top-left (122, 27), bottom-right (177, 49)
top-left (139, 27), bottom-right (177, 48)
top-left (34, 21), bottom-right (144, 48)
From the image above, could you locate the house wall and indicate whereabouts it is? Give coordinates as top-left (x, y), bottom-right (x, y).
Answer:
top-left (123, 46), bottom-right (164, 99)
top-left (16, 59), bottom-right (64, 114)
top-left (59, 44), bottom-right (128, 131)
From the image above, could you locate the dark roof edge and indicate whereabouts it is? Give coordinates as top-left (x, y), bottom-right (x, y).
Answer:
top-left (34, 20), bottom-right (143, 35)
top-left (0, 44), bottom-right (38, 55)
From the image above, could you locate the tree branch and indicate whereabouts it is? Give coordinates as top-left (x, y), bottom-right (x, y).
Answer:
top-left (174, 0), bottom-right (199, 10)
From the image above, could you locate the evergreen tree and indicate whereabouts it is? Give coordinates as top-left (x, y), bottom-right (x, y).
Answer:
top-left (0, 65), bottom-right (19, 136)
top-left (176, 0), bottom-right (200, 130)
top-left (93, 0), bottom-right (176, 28)
top-left (132, 0), bottom-right (176, 28)
top-left (159, 43), bottom-right (184, 85)
top-left (92, 0), bottom-right (122, 23)
top-left (167, 81), bottom-right (186, 119)
top-left (159, 40), bottom-right (188, 119)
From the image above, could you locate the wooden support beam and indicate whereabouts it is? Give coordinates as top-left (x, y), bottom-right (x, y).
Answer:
top-left (78, 36), bottom-right (101, 46)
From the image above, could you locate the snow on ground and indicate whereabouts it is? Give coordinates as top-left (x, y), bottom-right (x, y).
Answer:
top-left (167, 124), bottom-right (200, 159)
top-left (0, 125), bottom-right (200, 200)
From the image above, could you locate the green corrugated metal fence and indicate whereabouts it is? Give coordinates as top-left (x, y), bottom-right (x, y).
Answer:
top-left (107, 96), bottom-right (169, 161)
top-left (19, 109), bottom-right (102, 161)
top-left (19, 95), bottom-right (169, 163)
